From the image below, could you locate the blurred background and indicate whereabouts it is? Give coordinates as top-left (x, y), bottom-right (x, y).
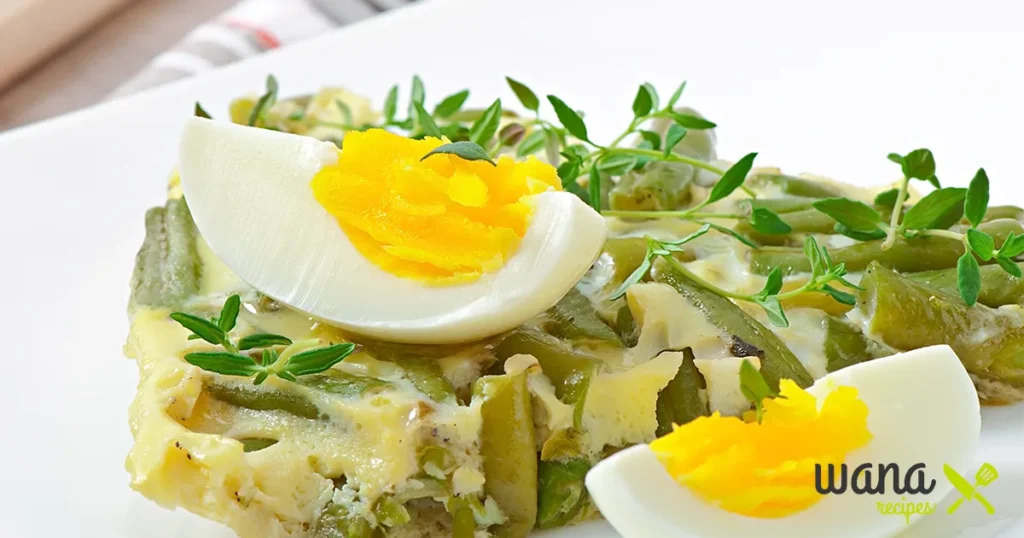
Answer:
top-left (0, 0), bottom-right (413, 131)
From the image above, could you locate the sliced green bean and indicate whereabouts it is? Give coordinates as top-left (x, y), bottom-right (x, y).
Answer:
top-left (823, 316), bottom-right (895, 373)
top-left (205, 381), bottom-right (320, 420)
top-left (297, 369), bottom-right (393, 399)
top-left (857, 262), bottom-right (1024, 397)
top-left (908, 262), bottom-right (1024, 308)
top-left (749, 173), bottom-right (843, 198)
top-left (544, 287), bottom-right (620, 343)
top-left (536, 458), bottom-right (592, 529)
top-left (655, 348), bottom-right (709, 436)
top-left (314, 501), bottom-right (373, 538)
top-left (651, 258), bottom-right (813, 389)
top-left (130, 198), bottom-right (200, 308)
top-left (239, 437), bottom-right (278, 452)
top-left (737, 196), bottom-right (821, 214)
top-left (608, 161), bottom-right (693, 211)
top-left (392, 356), bottom-right (457, 404)
top-left (473, 371), bottom-right (537, 537)
top-left (750, 218), bottom-right (1023, 275)
top-left (495, 329), bottom-right (597, 427)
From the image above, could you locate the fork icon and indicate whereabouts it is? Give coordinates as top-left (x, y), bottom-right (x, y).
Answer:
top-left (945, 463), bottom-right (998, 515)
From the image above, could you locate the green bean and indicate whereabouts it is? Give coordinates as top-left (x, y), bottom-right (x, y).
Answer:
top-left (601, 237), bottom-right (694, 286)
top-left (749, 173), bottom-right (843, 198)
top-left (608, 161), bottom-right (693, 211)
top-left (130, 198), bottom-right (200, 308)
top-left (495, 330), bottom-right (597, 427)
top-left (750, 218), bottom-right (1023, 275)
top-left (205, 381), bottom-right (320, 420)
top-left (238, 438), bottom-right (278, 452)
top-left (536, 458), bottom-right (592, 529)
top-left (473, 371), bottom-right (538, 537)
top-left (614, 304), bottom-right (640, 347)
top-left (737, 196), bottom-right (822, 214)
top-left (391, 356), bottom-right (457, 404)
top-left (655, 348), bottom-right (709, 436)
top-left (446, 497), bottom-right (477, 538)
top-left (373, 496), bottom-right (411, 528)
top-left (297, 369), bottom-right (393, 399)
top-left (857, 262), bottom-right (1024, 402)
top-left (544, 287), bottom-right (620, 343)
top-left (908, 263), bottom-right (1024, 308)
top-left (965, 205), bottom-right (1024, 224)
top-left (651, 258), bottom-right (813, 389)
top-left (823, 316), bottom-right (895, 373)
top-left (735, 208), bottom-right (839, 246)
top-left (314, 502), bottom-right (373, 538)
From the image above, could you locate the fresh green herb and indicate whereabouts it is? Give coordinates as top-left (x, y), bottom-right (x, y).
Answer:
top-left (547, 95), bottom-right (590, 143)
top-left (170, 295), bottom-right (356, 384)
top-left (638, 130), bottom-right (662, 150)
top-left (383, 85), bottom-right (399, 123)
top-left (413, 102), bottom-right (443, 138)
top-left (670, 112), bottom-right (716, 130)
top-left (194, 102), bottom-right (212, 119)
top-left (957, 252), bottom-right (982, 306)
top-left (665, 80), bottom-right (687, 109)
top-left (334, 99), bottom-right (354, 126)
top-left (421, 141), bottom-right (496, 166)
top-left (702, 153), bottom-right (758, 206)
top-left (663, 123), bottom-right (687, 156)
top-left (612, 234), bottom-right (857, 327)
top-left (749, 208), bottom-right (792, 235)
top-left (468, 99), bottom-right (502, 147)
top-left (588, 166), bottom-right (602, 212)
top-left (900, 187), bottom-right (966, 230)
top-left (632, 84), bottom-right (655, 117)
top-left (506, 76), bottom-right (540, 113)
top-left (498, 123), bottom-right (526, 147)
top-left (739, 359), bottom-right (777, 423)
top-left (965, 169), bottom-right (990, 228)
top-left (517, 130), bottom-right (547, 157)
top-left (408, 75), bottom-right (426, 118)
top-left (874, 188), bottom-right (899, 208)
top-left (247, 75), bottom-right (279, 127)
top-left (433, 89), bottom-right (470, 118)
top-left (812, 198), bottom-right (884, 236)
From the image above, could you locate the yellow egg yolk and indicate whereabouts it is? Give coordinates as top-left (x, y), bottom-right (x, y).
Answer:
top-left (311, 129), bottom-right (560, 284)
top-left (650, 379), bottom-right (871, 518)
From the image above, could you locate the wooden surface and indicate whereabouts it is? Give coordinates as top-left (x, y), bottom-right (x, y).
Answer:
top-left (0, 0), bottom-right (238, 132)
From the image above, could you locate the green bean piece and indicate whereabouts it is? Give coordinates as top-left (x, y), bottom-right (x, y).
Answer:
top-left (536, 458), bottom-right (592, 529)
top-left (749, 173), bottom-right (843, 198)
top-left (608, 161), bottom-right (693, 211)
top-left (651, 258), bottom-right (813, 389)
top-left (297, 369), bottom-right (393, 399)
top-left (473, 371), bottom-right (538, 537)
top-left (908, 263), bottom-right (1024, 308)
top-left (600, 237), bottom-right (696, 287)
top-left (204, 381), bottom-right (320, 420)
top-left (614, 304), bottom-right (640, 347)
top-left (494, 330), bottom-right (597, 427)
top-left (544, 287), bottom-right (620, 343)
top-left (314, 502), bottom-right (373, 538)
top-left (961, 205), bottom-right (1024, 224)
top-left (655, 348), bottom-right (709, 436)
top-left (857, 262), bottom-right (1024, 398)
top-left (239, 438), bottom-right (278, 452)
top-left (750, 218), bottom-right (1023, 275)
top-left (823, 316), bottom-right (895, 373)
top-left (445, 497), bottom-right (477, 538)
top-left (735, 208), bottom-right (839, 246)
top-left (737, 196), bottom-right (822, 214)
top-left (388, 356), bottom-right (457, 404)
top-left (373, 496), bottom-right (411, 527)
top-left (130, 198), bottom-right (201, 308)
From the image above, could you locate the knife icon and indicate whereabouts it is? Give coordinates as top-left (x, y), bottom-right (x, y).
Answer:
top-left (945, 463), bottom-right (997, 515)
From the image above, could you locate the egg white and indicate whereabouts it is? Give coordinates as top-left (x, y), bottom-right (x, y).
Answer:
top-left (179, 118), bottom-right (606, 343)
top-left (585, 345), bottom-right (981, 538)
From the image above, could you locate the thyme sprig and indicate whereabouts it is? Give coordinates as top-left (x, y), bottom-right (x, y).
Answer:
top-left (170, 295), bottom-right (356, 384)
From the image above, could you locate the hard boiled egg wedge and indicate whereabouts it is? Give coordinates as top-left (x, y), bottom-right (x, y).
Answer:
top-left (586, 345), bottom-right (981, 538)
top-left (178, 118), bottom-right (606, 343)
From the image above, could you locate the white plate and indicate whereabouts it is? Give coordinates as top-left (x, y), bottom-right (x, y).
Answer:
top-left (1, 0), bottom-right (1022, 536)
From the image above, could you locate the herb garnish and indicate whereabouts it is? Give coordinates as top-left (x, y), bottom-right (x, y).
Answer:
top-left (170, 294), bottom-right (356, 384)
top-left (612, 233), bottom-right (858, 328)
top-left (739, 359), bottom-right (777, 423)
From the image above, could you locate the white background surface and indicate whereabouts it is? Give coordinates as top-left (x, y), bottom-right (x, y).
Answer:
top-left (0, 0), bottom-right (1022, 536)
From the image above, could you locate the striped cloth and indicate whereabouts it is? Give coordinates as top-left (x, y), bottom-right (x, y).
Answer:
top-left (113, 0), bottom-right (413, 96)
